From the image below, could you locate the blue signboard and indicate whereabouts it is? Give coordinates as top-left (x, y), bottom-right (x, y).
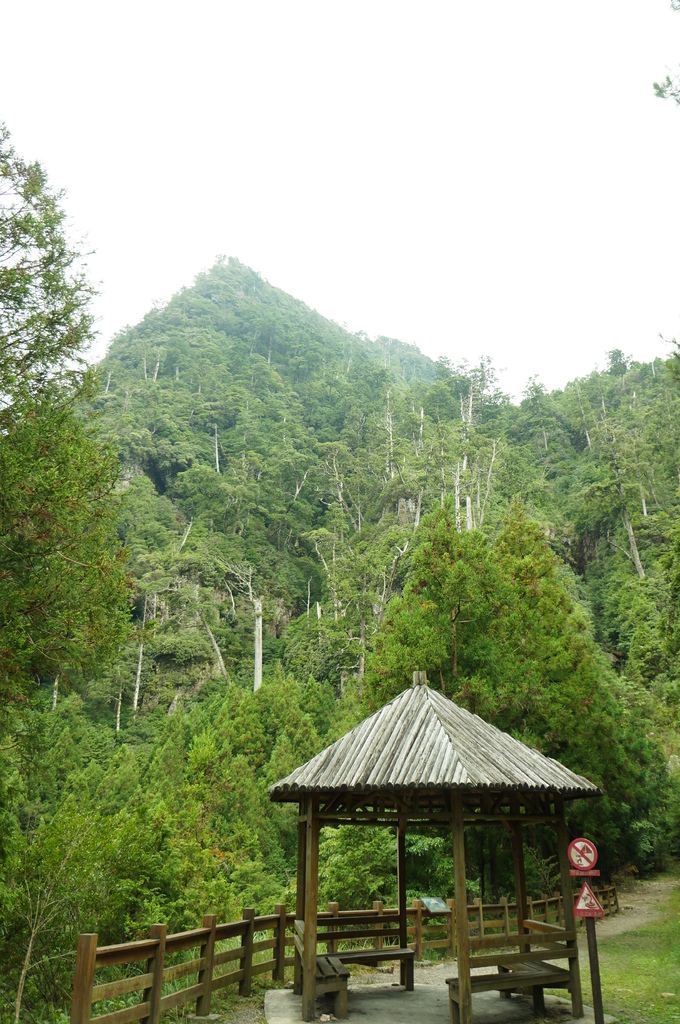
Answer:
top-left (420, 896), bottom-right (450, 914)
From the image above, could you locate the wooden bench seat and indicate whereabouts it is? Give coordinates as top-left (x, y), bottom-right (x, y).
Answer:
top-left (446, 923), bottom-right (578, 1024)
top-left (315, 956), bottom-right (350, 1019)
top-left (446, 958), bottom-right (572, 1024)
top-left (447, 963), bottom-right (572, 1024)
top-left (333, 947), bottom-right (414, 990)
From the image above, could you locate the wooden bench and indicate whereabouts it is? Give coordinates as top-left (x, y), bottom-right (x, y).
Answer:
top-left (333, 946), bottom-right (415, 990)
top-left (315, 956), bottom-right (350, 1018)
top-left (446, 922), bottom-right (577, 1024)
top-left (295, 915), bottom-right (415, 992)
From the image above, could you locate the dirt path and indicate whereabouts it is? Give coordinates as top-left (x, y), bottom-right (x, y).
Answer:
top-left (584, 875), bottom-right (677, 941)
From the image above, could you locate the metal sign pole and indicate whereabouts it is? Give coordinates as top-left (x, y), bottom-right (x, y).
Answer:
top-left (585, 917), bottom-right (605, 1024)
top-left (569, 837), bottom-right (605, 1024)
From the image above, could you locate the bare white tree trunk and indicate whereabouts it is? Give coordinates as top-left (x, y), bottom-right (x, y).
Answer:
top-left (386, 390), bottom-right (394, 479)
top-left (307, 578), bottom-right (311, 619)
top-left (419, 407), bottom-right (424, 446)
top-left (132, 643), bottom-right (143, 713)
top-left (203, 619), bottom-right (227, 677)
top-left (253, 599), bottom-right (263, 691)
top-left (576, 383), bottom-right (591, 449)
top-left (105, 370), bottom-right (112, 393)
top-left (455, 462), bottom-right (461, 532)
top-left (638, 472), bottom-right (647, 517)
top-left (143, 356), bottom-right (147, 380)
top-left (179, 518), bottom-right (193, 551)
top-left (440, 438), bottom-right (446, 507)
top-left (51, 675), bottom-right (59, 710)
top-left (414, 487), bottom-right (423, 532)
top-left (601, 401), bottom-right (645, 578)
top-left (618, 471), bottom-right (647, 577)
top-left (214, 425), bottom-right (220, 474)
top-left (153, 360), bottom-right (160, 381)
top-left (116, 687), bottom-right (122, 732)
top-left (479, 440), bottom-right (498, 526)
top-left (466, 495), bottom-right (473, 531)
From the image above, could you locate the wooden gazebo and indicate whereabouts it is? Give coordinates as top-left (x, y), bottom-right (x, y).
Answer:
top-left (269, 673), bottom-right (601, 1022)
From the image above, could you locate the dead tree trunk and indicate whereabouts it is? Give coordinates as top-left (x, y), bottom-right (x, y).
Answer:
top-left (479, 441), bottom-right (498, 527)
top-left (253, 599), bottom-right (263, 691)
top-left (455, 462), bottom-right (461, 532)
top-left (51, 675), bottom-right (59, 710)
top-left (203, 619), bottom-right (227, 677)
top-left (414, 487), bottom-right (423, 532)
top-left (214, 425), bottom-right (220, 474)
top-left (602, 401), bottom-right (645, 578)
top-left (132, 643), bottom-right (143, 713)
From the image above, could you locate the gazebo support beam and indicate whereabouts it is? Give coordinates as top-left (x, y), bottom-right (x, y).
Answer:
top-left (301, 796), bottom-right (319, 1021)
top-left (397, 817), bottom-right (408, 987)
top-left (452, 792), bottom-right (472, 1024)
top-left (293, 804), bottom-right (305, 995)
top-left (509, 805), bottom-right (529, 956)
top-left (555, 799), bottom-right (584, 1018)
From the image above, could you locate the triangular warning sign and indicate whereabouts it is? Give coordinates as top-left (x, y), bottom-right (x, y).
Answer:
top-left (574, 881), bottom-right (604, 918)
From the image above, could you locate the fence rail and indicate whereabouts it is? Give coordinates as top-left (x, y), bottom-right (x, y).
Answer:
top-left (70, 885), bottom-right (618, 1023)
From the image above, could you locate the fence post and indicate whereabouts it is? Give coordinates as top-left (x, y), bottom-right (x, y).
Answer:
top-left (275, 903), bottom-right (286, 982)
top-left (606, 887), bottom-right (613, 917)
top-left (500, 896), bottom-right (510, 939)
top-left (70, 933), bottom-right (98, 1024)
top-left (240, 908), bottom-right (255, 997)
top-left (613, 883), bottom-right (619, 914)
top-left (474, 897), bottom-right (484, 941)
top-left (144, 924), bottom-right (166, 1024)
top-left (196, 915), bottom-right (216, 1015)
top-left (327, 902), bottom-right (339, 954)
top-left (557, 893), bottom-right (564, 927)
top-left (527, 896), bottom-right (534, 921)
top-left (446, 899), bottom-right (456, 957)
top-left (373, 900), bottom-right (383, 950)
top-left (412, 899), bottom-right (422, 961)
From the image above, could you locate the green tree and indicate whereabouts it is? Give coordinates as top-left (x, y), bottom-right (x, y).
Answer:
top-left (0, 125), bottom-right (130, 789)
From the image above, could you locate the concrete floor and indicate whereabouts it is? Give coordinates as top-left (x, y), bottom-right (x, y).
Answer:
top-left (264, 983), bottom-right (616, 1024)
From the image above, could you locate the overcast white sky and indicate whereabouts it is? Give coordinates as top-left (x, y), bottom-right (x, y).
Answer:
top-left (4, 1), bottom-right (680, 398)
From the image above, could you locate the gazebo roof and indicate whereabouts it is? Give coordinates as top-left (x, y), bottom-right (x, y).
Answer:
top-left (269, 682), bottom-right (600, 801)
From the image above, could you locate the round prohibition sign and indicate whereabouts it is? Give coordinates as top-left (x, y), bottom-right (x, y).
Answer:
top-left (568, 837), bottom-right (598, 871)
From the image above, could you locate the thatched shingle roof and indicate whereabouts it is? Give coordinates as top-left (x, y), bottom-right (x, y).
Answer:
top-left (269, 682), bottom-right (600, 800)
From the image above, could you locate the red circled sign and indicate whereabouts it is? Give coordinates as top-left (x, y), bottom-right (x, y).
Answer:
top-left (568, 837), bottom-right (598, 871)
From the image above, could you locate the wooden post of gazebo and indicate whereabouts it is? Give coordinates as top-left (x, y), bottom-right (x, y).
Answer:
top-left (397, 817), bottom-right (408, 986)
top-left (301, 796), bottom-right (319, 1020)
top-left (293, 800), bottom-right (305, 996)
top-left (556, 798), bottom-right (584, 1017)
top-left (452, 793), bottom-right (472, 1024)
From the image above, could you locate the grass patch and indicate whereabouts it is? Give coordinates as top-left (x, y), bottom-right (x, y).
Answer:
top-left (579, 881), bottom-right (680, 1023)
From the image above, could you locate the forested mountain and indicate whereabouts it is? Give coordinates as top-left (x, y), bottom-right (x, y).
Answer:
top-left (3, 255), bottom-right (680, 1020)
top-left (97, 258), bottom-right (680, 705)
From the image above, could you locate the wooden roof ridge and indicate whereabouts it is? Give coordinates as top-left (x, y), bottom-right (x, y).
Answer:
top-left (268, 681), bottom-right (602, 801)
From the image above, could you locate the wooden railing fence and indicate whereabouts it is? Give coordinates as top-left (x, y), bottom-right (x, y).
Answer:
top-left (70, 885), bottom-right (617, 1023)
